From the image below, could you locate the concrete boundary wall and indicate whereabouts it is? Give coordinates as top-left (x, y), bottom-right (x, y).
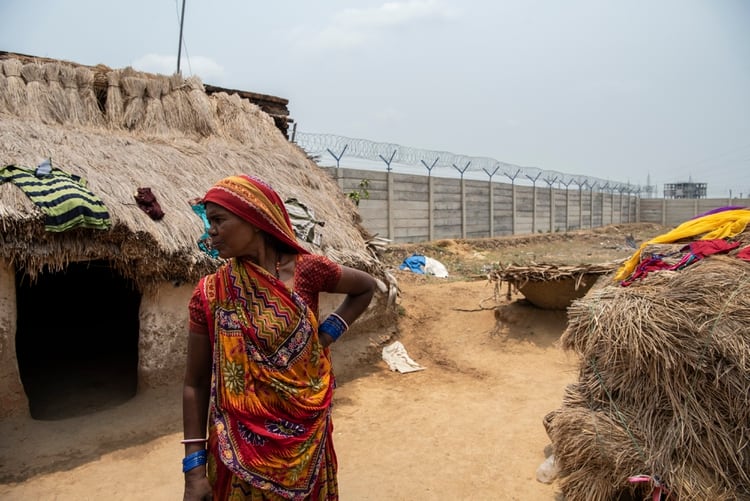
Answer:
top-left (638, 198), bottom-right (746, 228)
top-left (326, 167), bottom-right (636, 243)
top-left (325, 167), bottom-right (747, 243)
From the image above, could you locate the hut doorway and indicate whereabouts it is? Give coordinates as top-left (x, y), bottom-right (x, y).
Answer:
top-left (15, 260), bottom-right (141, 420)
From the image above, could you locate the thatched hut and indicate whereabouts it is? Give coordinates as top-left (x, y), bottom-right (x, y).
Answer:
top-left (544, 220), bottom-right (750, 500)
top-left (0, 53), bottom-right (394, 421)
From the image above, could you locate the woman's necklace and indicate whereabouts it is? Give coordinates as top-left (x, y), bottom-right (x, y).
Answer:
top-left (274, 258), bottom-right (281, 279)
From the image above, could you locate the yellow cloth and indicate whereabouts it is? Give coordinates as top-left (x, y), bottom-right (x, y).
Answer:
top-left (614, 209), bottom-right (750, 281)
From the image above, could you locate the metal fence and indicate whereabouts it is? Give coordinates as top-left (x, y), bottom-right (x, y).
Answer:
top-left (295, 132), bottom-right (644, 195)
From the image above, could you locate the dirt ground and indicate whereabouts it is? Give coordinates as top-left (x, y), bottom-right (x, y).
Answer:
top-left (0, 223), bottom-right (666, 500)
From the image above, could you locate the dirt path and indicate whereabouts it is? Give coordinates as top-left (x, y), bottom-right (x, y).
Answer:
top-left (1, 224), bottom-right (666, 500)
top-left (0, 276), bottom-right (576, 500)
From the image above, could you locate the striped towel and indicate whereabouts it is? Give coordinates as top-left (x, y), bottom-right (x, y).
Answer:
top-left (1, 163), bottom-right (111, 232)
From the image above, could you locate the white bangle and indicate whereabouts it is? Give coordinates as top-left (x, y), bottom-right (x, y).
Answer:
top-left (181, 438), bottom-right (208, 444)
top-left (329, 312), bottom-right (349, 330)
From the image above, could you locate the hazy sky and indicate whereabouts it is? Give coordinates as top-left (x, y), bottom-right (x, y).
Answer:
top-left (1, 0), bottom-right (749, 197)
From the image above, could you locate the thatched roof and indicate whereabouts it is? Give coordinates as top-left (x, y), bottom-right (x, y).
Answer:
top-left (544, 230), bottom-right (750, 500)
top-left (0, 54), bottom-right (381, 288)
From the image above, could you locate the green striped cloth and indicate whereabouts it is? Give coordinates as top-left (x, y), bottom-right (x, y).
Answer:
top-left (1, 163), bottom-right (111, 232)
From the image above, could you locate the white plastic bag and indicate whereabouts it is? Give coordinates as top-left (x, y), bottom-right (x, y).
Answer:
top-left (535, 454), bottom-right (559, 484)
top-left (423, 256), bottom-right (449, 278)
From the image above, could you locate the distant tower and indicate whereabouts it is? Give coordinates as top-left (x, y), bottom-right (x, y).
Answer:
top-left (643, 173), bottom-right (656, 198)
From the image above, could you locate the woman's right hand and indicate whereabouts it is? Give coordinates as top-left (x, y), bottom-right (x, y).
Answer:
top-left (183, 467), bottom-right (212, 501)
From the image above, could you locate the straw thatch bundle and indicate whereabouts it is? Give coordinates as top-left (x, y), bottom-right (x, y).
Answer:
top-left (0, 56), bottom-right (382, 290)
top-left (43, 62), bottom-right (67, 124)
top-left (75, 66), bottom-right (104, 125)
top-left (104, 69), bottom-right (124, 128)
top-left (544, 386), bottom-right (647, 501)
top-left (0, 60), bottom-right (7, 114)
top-left (59, 65), bottom-right (83, 125)
top-left (121, 75), bottom-right (147, 129)
top-left (184, 75), bottom-right (216, 136)
top-left (545, 248), bottom-right (750, 500)
top-left (162, 73), bottom-right (195, 132)
top-left (2, 59), bottom-right (27, 116)
top-left (19, 62), bottom-right (46, 122)
top-left (138, 76), bottom-right (169, 135)
top-left (214, 91), bottom-right (279, 145)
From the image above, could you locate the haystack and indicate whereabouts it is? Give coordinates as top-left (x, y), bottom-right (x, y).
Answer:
top-left (544, 225), bottom-right (750, 500)
top-left (0, 52), bottom-right (394, 421)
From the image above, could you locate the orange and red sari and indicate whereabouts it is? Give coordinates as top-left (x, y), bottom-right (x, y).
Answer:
top-left (196, 257), bottom-right (337, 500)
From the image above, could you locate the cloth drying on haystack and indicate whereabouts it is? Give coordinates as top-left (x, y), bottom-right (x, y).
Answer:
top-left (615, 207), bottom-right (750, 283)
top-left (544, 207), bottom-right (750, 501)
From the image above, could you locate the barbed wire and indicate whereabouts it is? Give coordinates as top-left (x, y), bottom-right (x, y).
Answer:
top-left (294, 132), bottom-right (643, 193)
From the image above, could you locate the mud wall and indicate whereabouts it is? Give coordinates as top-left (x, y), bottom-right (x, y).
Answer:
top-left (137, 283), bottom-right (195, 388)
top-left (0, 260), bottom-right (26, 418)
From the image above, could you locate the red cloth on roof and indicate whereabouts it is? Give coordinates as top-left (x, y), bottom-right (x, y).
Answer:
top-left (686, 239), bottom-right (740, 258)
top-left (621, 239), bottom-right (743, 286)
top-left (134, 187), bottom-right (164, 220)
top-left (736, 245), bottom-right (750, 262)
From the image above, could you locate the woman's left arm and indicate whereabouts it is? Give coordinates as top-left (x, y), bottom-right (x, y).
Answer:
top-left (320, 265), bottom-right (376, 347)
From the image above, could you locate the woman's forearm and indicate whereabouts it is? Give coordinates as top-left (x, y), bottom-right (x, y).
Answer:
top-left (183, 383), bottom-right (210, 445)
top-left (329, 266), bottom-right (377, 326)
top-left (183, 331), bottom-right (213, 447)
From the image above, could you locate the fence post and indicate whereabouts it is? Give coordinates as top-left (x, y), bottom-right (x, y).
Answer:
top-left (453, 161), bottom-right (471, 239)
top-left (562, 179), bottom-right (573, 231)
top-left (483, 166), bottom-right (500, 237)
top-left (378, 150), bottom-right (396, 240)
top-left (387, 171), bottom-right (394, 240)
top-left (505, 170), bottom-right (520, 235)
top-left (421, 158), bottom-right (439, 241)
top-left (544, 176), bottom-right (558, 233)
top-left (576, 180), bottom-right (585, 230)
top-left (589, 182), bottom-right (597, 229)
top-left (326, 146), bottom-right (348, 191)
top-left (526, 173), bottom-right (542, 233)
top-left (600, 182), bottom-right (610, 227)
top-left (635, 189), bottom-right (641, 222)
top-left (624, 189), bottom-right (629, 223)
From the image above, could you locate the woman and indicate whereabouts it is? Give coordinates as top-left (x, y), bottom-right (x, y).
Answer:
top-left (182, 175), bottom-right (376, 500)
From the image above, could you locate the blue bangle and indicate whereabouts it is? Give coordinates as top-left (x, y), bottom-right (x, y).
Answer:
top-left (319, 313), bottom-right (349, 341)
top-left (182, 449), bottom-right (208, 473)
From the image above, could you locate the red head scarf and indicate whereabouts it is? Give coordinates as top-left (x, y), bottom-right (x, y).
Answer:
top-left (202, 175), bottom-right (309, 255)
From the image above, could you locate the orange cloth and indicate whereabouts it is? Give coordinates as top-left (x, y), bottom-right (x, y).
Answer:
top-left (196, 258), bottom-right (336, 499)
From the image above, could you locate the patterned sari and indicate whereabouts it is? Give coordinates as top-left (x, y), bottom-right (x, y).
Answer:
top-left (197, 257), bottom-right (337, 500)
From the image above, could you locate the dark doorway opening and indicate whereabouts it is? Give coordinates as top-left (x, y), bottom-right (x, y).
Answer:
top-left (15, 260), bottom-right (141, 420)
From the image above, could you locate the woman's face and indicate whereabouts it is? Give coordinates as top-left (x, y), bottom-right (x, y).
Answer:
top-left (204, 202), bottom-right (261, 258)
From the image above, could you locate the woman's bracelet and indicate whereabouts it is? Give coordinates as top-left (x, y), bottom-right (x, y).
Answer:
top-left (182, 449), bottom-right (208, 473)
top-left (319, 312), bottom-right (349, 342)
top-left (181, 437), bottom-right (208, 444)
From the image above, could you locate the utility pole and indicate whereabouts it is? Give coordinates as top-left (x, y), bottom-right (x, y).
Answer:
top-left (176, 0), bottom-right (187, 74)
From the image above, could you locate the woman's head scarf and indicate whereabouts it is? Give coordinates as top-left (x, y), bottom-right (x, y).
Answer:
top-left (202, 174), bottom-right (309, 255)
